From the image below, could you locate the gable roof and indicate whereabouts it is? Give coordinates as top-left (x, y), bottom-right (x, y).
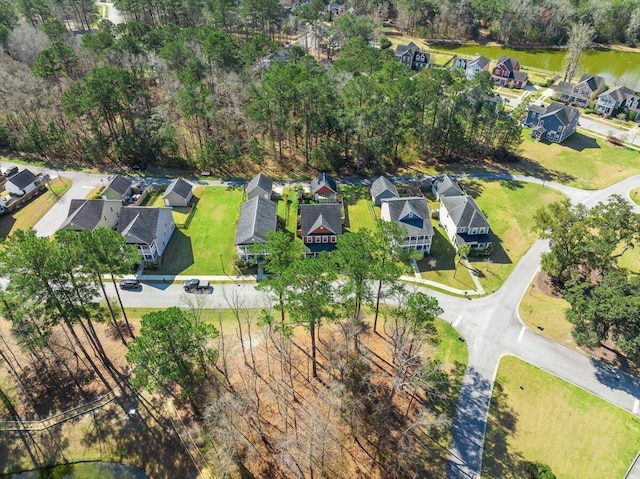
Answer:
top-left (395, 42), bottom-right (420, 57)
top-left (163, 177), bottom-right (192, 200)
top-left (247, 173), bottom-right (273, 198)
top-left (432, 174), bottom-right (464, 197)
top-left (311, 172), bottom-right (338, 195)
top-left (370, 176), bottom-right (399, 200)
top-left (234, 196), bottom-right (278, 246)
top-left (300, 203), bottom-right (342, 236)
top-left (577, 74), bottom-right (605, 92)
top-left (8, 169), bottom-right (37, 189)
top-left (600, 85), bottom-right (637, 102)
top-left (382, 197), bottom-right (433, 238)
top-left (117, 207), bottom-right (170, 245)
top-left (105, 175), bottom-right (132, 196)
top-left (60, 199), bottom-right (120, 232)
top-left (496, 56), bottom-right (518, 72)
top-left (539, 102), bottom-right (579, 126)
top-left (468, 55), bottom-right (490, 69)
top-left (440, 195), bottom-right (489, 229)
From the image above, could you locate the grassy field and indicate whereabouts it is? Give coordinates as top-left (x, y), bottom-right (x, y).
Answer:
top-left (632, 187), bottom-right (640, 206)
top-left (154, 186), bottom-right (243, 275)
top-left (463, 179), bottom-right (566, 293)
top-left (518, 277), bottom-right (574, 348)
top-left (483, 356), bottom-right (640, 479)
top-left (342, 185), bottom-right (378, 232)
top-left (0, 177), bottom-right (71, 240)
top-left (433, 318), bottom-right (468, 370)
top-left (519, 130), bottom-right (640, 189)
top-left (278, 187), bottom-right (300, 234)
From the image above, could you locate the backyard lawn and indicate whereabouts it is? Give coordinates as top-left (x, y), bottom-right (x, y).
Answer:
top-left (342, 184), bottom-right (378, 232)
top-left (0, 177), bottom-right (71, 240)
top-left (483, 356), bottom-right (640, 479)
top-left (154, 186), bottom-right (243, 275)
top-left (519, 130), bottom-right (640, 189)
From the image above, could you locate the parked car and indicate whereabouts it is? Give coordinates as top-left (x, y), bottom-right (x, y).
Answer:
top-left (119, 279), bottom-right (141, 290)
top-left (3, 166), bottom-right (18, 177)
top-left (131, 163), bottom-right (146, 171)
top-left (182, 278), bottom-right (211, 293)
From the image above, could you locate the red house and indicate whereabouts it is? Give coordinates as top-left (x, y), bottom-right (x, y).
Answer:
top-left (491, 56), bottom-right (528, 89)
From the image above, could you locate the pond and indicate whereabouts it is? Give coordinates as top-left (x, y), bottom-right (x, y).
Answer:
top-left (8, 462), bottom-right (149, 479)
top-left (432, 44), bottom-right (640, 91)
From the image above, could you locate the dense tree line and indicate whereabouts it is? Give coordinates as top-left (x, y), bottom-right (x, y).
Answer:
top-left (0, 1), bottom-right (525, 175)
top-left (535, 196), bottom-right (640, 359)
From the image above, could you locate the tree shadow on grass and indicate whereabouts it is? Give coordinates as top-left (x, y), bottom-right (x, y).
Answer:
top-left (152, 229), bottom-right (194, 275)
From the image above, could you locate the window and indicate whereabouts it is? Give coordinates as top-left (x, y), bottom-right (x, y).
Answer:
top-left (330, 236), bottom-right (336, 243)
top-left (322, 236), bottom-right (328, 243)
top-left (306, 236), bottom-right (312, 243)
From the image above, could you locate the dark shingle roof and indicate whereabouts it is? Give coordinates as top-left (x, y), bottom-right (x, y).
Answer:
top-left (496, 56), bottom-right (518, 73)
top-left (8, 169), bottom-right (37, 189)
top-left (440, 195), bottom-right (490, 229)
top-left (310, 173), bottom-right (337, 195)
top-left (540, 102), bottom-right (579, 126)
top-left (381, 197), bottom-right (433, 238)
top-left (106, 175), bottom-right (132, 196)
top-left (432, 174), bottom-right (464, 198)
top-left (601, 85), bottom-right (637, 102)
top-left (234, 196), bottom-right (277, 246)
top-left (513, 71), bottom-right (528, 83)
top-left (247, 173), bottom-right (273, 199)
top-left (395, 42), bottom-right (420, 57)
top-left (577, 74), bottom-right (605, 92)
top-left (527, 104), bottom-right (546, 114)
top-left (163, 177), bottom-right (193, 200)
top-left (60, 199), bottom-right (119, 232)
top-left (469, 55), bottom-right (490, 69)
top-left (300, 203), bottom-right (342, 236)
top-left (117, 207), bottom-right (166, 245)
top-left (370, 176), bottom-right (399, 201)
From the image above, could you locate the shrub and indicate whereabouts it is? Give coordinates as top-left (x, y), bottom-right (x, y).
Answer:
top-left (525, 461), bottom-right (556, 479)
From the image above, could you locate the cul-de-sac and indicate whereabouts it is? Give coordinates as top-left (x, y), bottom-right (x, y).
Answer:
top-left (1, 1), bottom-right (640, 478)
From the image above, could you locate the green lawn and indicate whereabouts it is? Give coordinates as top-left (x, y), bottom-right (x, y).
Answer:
top-left (432, 318), bottom-right (468, 371)
top-left (154, 186), bottom-right (244, 275)
top-left (466, 179), bottom-right (566, 294)
top-left (278, 187), bottom-right (299, 234)
top-left (0, 177), bottom-right (71, 240)
top-left (631, 187), bottom-right (640, 206)
top-left (519, 130), bottom-right (640, 189)
top-left (483, 356), bottom-right (640, 479)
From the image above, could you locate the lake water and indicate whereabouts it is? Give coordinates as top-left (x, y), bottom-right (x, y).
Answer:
top-left (8, 462), bottom-right (149, 479)
top-left (433, 44), bottom-right (640, 91)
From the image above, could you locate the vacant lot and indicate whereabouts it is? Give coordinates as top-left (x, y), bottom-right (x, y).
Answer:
top-left (519, 130), bottom-right (640, 189)
top-left (0, 177), bottom-right (71, 240)
top-left (155, 186), bottom-right (243, 275)
top-left (483, 356), bottom-right (640, 479)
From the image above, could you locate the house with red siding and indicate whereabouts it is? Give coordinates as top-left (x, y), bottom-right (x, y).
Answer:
top-left (491, 56), bottom-right (528, 89)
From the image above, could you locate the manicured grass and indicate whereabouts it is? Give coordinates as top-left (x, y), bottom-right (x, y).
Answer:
top-left (432, 318), bottom-right (468, 372)
top-left (618, 247), bottom-right (640, 273)
top-left (519, 130), bottom-right (640, 189)
top-left (518, 277), bottom-right (574, 348)
top-left (631, 187), bottom-right (640, 206)
top-left (278, 187), bottom-right (299, 234)
top-left (483, 356), bottom-right (640, 479)
top-left (0, 177), bottom-right (71, 240)
top-left (154, 186), bottom-right (244, 275)
top-left (342, 184), bottom-right (378, 232)
top-left (467, 179), bottom-right (566, 294)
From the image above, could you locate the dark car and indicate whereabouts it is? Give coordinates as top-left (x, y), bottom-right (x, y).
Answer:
top-left (119, 279), bottom-right (141, 290)
top-left (4, 166), bottom-right (18, 177)
top-left (131, 164), bottom-right (146, 171)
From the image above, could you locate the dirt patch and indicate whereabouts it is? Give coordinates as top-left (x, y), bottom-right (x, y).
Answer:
top-left (536, 270), bottom-right (563, 298)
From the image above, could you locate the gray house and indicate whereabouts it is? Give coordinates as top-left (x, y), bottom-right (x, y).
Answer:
top-left (394, 42), bottom-right (430, 71)
top-left (524, 102), bottom-right (580, 143)
top-left (431, 174), bottom-right (464, 200)
top-left (439, 195), bottom-right (491, 251)
top-left (59, 199), bottom-right (122, 232)
top-left (370, 176), bottom-right (399, 206)
top-left (101, 175), bottom-right (133, 201)
top-left (163, 178), bottom-right (193, 207)
top-left (553, 74), bottom-right (606, 108)
top-left (247, 173), bottom-right (273, 201)
top-left (380, 197), bottom-right (434, 255)
top-left (595, 85), bottom-right (640, 116)
top-left (5, 169), bottom-right (38, 196)
top-left (234, 196), bottom-right (278, 260)
top-left (118, 206), bottom-right (176, 264)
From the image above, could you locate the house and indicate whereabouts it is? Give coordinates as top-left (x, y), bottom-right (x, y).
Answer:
top-left (300, 203), bottom-right (342, 257)
top-left (234, 196), bottom-right (278, 260)
top-left (311, 172), bottom-right (338, 203)
top-left (394, 42), bottom-right (430, 71)
top-left (370, 176), bottom-right (399, 206)
top-left (595, 85), bottom-right (640, 116)
top-left (5, 169), bottom-right (38, 196)
top-left (247, 173), bottom-right (273, 201)
top-left (162, 177), bottom-right (193, 207)
top-left (552, 74), bottom-right (606, 108)
top-left (524, 102), bottom-right (580, 143)
top-left (491, 56), bottom-right (528, 89)
top-left (431, 174), bottom-right (464, 200)
top-left (439, 195), bottom-right (491, 251)
top-left (453, 54), bottom-right (491, 80)
top-left (59, 199), bottom-right (122, 232)
top-left (117, 206), bottom-right (176, 264)
top-left (101, 175), bottom-right (133, 201)
top-left (380, 197), bottom-right (434, 255)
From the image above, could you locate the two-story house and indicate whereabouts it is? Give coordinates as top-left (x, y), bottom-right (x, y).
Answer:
top-left (59, 199), bottom-right (123, 232)
top-left (552, 74), bottom-right (606, 108)
top-left (300, 203), bottom-right (342, 257)
top-left (595, 85), bottom-right (640, 117)
top-left (439, 195), bottom-right (491, 251)
top-left (380, 197), bottom-right (434, 255)
top-left (453, 54), bottom-right (491, 80)
top-left (524, 102), bottom-right (580, 143)
top-left (234, 196), bottom-right (278, 260)
top-left (394, 42), bottom-right (430, 71)
top-left (491, 56), bottom-right (528, 89)
top-left (117, 206), bottom-right (176, 264)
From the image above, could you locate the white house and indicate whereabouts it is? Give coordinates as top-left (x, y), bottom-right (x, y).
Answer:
top-left (163, 177), bottom-right (193, 207)
top-left (5, 169), bottom-right (38, 196)
top-left (117, 206), bottom-right (176, 263)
